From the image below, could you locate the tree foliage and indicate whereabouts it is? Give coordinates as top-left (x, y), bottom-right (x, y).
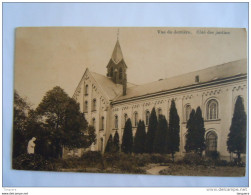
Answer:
top-left (113, 130), bottom-right (120, 153)
top-left (185, 107), bottom-right (205, 156)
top-left (13, 90), bottom-right (31, 158)
top-left (35, 86), bottom-right (96, 158)
top-left (105, 134), bottom-right (113, 153)
top-left (168, 99), bottom-right (180, 161)
top-left (145, 107), bottom-right (158, 153)
top-left (134, 120), bottom-right (146, 154)
top-left (227, 96), bottom-right (247, 162)
top-left (121, 118), bottom-right (133, 154)
top-left (153, 115), bottom-right (168, 154)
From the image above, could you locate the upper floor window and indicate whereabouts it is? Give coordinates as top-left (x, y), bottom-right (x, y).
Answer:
top-left (207, 99), bottom-right (218, 120)
top-left (133, 112), bottom-right (138, 127)
top-left (92, 99), bottom-right (97, 111)
top-left (101, 116), bottom-right (104, 129)
top-left (185, 104), bottom-right (191, 122)
top-left (85, 84), bottom-right (88, 95)
top-left (114, 115), bottom-right (118, 129)
top-left (119, 68), bottom-right (123, 79)
top-left (145, 110), bottom-right (150, 126)
top-left (84, 101), bottom-right (88, 112)
top-left (157, 108), bottom-right (162, 119)
top-left (92, 118), bottom-right (96, 129)
top-left (124, 113), bottom-right (128, 127)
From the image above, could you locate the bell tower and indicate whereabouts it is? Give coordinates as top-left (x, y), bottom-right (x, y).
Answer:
top-left (106, 34), bottom-right (127, 95)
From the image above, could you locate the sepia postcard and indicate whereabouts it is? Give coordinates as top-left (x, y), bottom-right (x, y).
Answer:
top-left (13, 27), bottom-right (247, 176)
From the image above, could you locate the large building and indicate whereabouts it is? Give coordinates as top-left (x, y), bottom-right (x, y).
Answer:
top-left (63, 39), bottom-right (247, 160)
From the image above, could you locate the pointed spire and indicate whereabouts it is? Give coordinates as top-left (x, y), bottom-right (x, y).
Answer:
top-left (111, 39), bottom-right (123, 64)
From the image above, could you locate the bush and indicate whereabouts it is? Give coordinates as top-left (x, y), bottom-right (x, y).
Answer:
top-left (103, 153), bottom-right (120, 167)
top-left (206, 151), bottom-right (220, 160)
top-left (81, 151), bottom-right (103, 166)
top-left (183, 153), bottom-right (204, 165)
top-left (12, 153), bottom-right (55, 171)
top-left (133, 154), bottom-right (152, 167)
top-left (150, 154), bottom-right (171, 164)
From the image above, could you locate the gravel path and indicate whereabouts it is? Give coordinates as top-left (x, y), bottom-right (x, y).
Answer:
top-left (146, 165), bottom-right (169, 175)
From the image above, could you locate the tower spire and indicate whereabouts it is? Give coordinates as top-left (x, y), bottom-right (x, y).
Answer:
top-left (117, 28), bottom-right (119, 41)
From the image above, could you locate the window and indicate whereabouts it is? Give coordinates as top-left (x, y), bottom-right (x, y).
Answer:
top-left (207, 99), bottom-right (218, 120)
top-left (101, 116), bottom-right (104, 129)
top-left (84, 101), bottom-right (88, 112)
top-left (145, 110), bottom-right (150, 126)
top-left (124, 113), bottom-right (128, 127)
top-left (85, 85), bottom-right (88, 95)
top-left (110, 67), bottom-right (113, 77)
top-left (157, 108), bottom-right (162, 119)
top-left (92, 99), bottom-right (96, 111)
top-left (185, 104), bottom-right (191, 122)
top-left (119, 68), bottom-right (123, 79)
top-left (206, 131), bottom-right (217, 152)
top-left (114, 115), bottom-right (118, 129)
top-left (92, 118), bottom-right (96, 129)
top-left (134, 112), bottom-right (138, 127)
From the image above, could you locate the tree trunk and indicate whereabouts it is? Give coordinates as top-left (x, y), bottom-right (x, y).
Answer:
top-left (237, 152), bottom-right (241, 164)
top-left (172, 152), bottom-right (174, 162)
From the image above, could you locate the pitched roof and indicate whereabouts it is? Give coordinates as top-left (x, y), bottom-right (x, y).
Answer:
top-left (90, 71), bottom-right (136, 101)
top-left (114, 59), bottom-right (247, 102)
top-left (111, 40), bottom-right (123, 64)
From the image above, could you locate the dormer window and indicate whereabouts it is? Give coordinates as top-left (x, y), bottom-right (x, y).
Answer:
top-left (195, 75), bottom-right (199, 83)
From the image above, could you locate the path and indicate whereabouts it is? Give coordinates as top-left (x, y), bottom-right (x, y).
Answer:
top-left (146, 165), bottom-right (169, 175)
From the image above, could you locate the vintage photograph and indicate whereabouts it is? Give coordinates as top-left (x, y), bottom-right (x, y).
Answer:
top-left (13, 27), bottom-right (247, 176)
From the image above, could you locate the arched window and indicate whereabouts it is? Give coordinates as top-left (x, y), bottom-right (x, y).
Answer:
top-left (110, 67), bottom-right (113, 77)
top-left (185, 104), bottom-right (191, 122)
top-left (101, 116), bottom-right (104, 129)
top-left (207, 99), bottom-right (218, 120)
top-left (119, 68), bottom-right (123, 79)
top-left (206, 131), bottom-right (217, 152)
top-left (134, 112), bottom-right (138, 127)
top-left (92, 118), bottom-right (96, 129)
top-left (92, 99), bottom-right (96, 111)
top-left (84, 101), bottom-right (88, 112)
top-left (145, 110), bottom-right (150, 126)
top-left (124, 113), bottom-right (128, 127)
top-left (157, 108), bottom-right (162, 119)
top-left (85, 84), bottom-right (88, 95)
top-left (114, 115), bottom-right (118, 129)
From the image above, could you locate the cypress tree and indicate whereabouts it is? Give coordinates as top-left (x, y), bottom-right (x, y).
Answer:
top-left (113, 130), bottom-right (120, 153)
top-left (121, 118), bottom-right (133, 154)
top-left (167, 99), bottom-right (180, 162)
top-left (145, 107), bottom-right (158, 153)
top-left (133, 120), bottom-right (146, 154)
top-left (105, 134), bottom-right (113, 153)
top-left (185, 109), bottom-right (196, 153)
top-left (153, 115), bottom-right (168, 154)
top-left (194, 107), bottom-right (206, 156)
top-left (227, 96), bottom-right (247, 163)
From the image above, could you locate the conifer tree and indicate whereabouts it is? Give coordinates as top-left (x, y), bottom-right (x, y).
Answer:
top-left (145, 107), bottom-right (158, 153)
top-left (153, 115), bottom-right (168, 154)
top-left (133, 120), bottom-right (146, 154)
top-left (185, 109), bottom-right (196, 153)
top-left (227, 96), bottom-right (247, 163)
top-left (185, 107), bottom-right (205, 156)
top-left (194, 107), bottom-right (206, 156)
top-left (121, 119), bottom-right (133, 154)
top-left (113, 130), bottom-right (120, 153)
top-left (105, 134), bottom-right (113, 153)
top-left (168, 99), bottom-right (180, 161)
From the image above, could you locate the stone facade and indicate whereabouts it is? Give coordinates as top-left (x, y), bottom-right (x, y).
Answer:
top-left (63, 40), bottom-right (247, 160)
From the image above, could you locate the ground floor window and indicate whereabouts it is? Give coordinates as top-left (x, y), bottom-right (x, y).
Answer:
top-left (206, 131), bottom-right (217, 152)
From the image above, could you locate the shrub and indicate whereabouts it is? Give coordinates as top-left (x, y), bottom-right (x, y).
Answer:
top-left (183, 153), bottom-right (203, 165)
top-left (215, 160), bottom-right (228, 166)
top-left (12, 153), bottom-right (55, 171)
top-left (81, 151), bottom-right (103, 166)
top-left (133, 153), bottom-right (152, 167)
top-left (150, 154), bottom-right (170, 164)
top-left (206, 151), bottom-right (220, 160)
top-left (103, 153), bottom-right (120, 167)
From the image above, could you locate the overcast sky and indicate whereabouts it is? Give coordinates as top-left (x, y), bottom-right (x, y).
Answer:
top-left (14, 27), bottom-right (247, 108)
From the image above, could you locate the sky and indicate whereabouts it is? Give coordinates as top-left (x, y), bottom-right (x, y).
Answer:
top-left (14, 27), bottom-right (247, 108)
